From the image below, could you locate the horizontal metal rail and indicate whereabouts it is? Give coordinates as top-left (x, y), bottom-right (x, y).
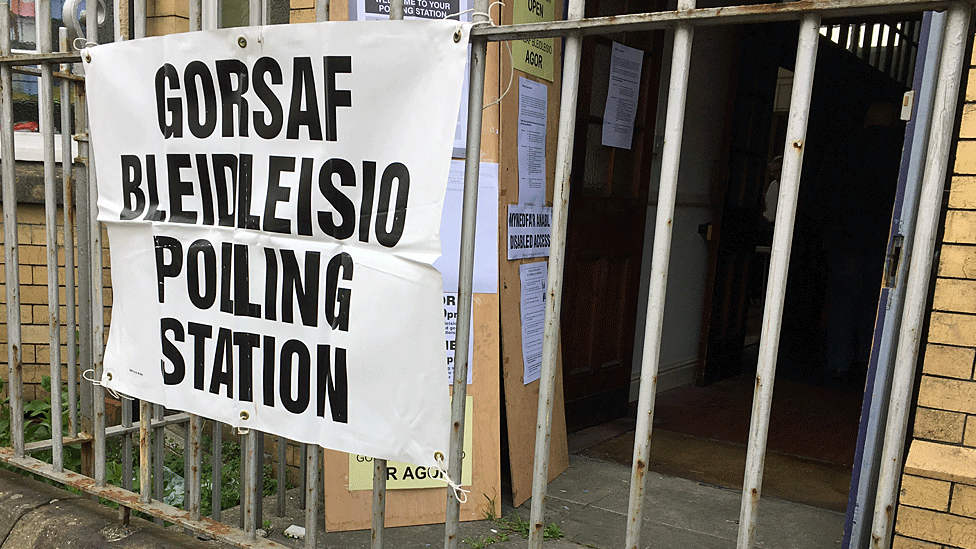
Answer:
top-left (469, 0), bottom-right (957, 40)
top-left (22, 412), bottom-right (192, 453)
top-left (10, 65), bottom-right (86, 82)
top-left (0, 448), bottom-right (288, 549)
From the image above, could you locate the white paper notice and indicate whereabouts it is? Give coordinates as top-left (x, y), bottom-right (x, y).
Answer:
top-left (444, 293), bottom-right (474, 385)
top-left (519, 262), bottom-right (547, 385)
top-left (518, 77), bottom-right (548, 206)
top-left (435, 160), bottom-right (499, 294)
top-left (507, 204), bottom-right (551, 260)
top-left (602, 42), bottom-right (644, 149)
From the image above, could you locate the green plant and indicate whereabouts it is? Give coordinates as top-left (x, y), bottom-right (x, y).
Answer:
top-left (543, 523), bottom-right (563, 540)
top-left (496, 512), bottom-right (531, 538)
top-left (462, 535), bottom-right (497, 548)
top-left (481, 492), bottom-right (498, 521)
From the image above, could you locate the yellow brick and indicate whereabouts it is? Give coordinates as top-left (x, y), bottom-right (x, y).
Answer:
top-left (896, 505), bottom-right (976, 548)
top-left (933, 278), bottom-right (976, 313)
top-left (16, 225), bottom-right (31, 244)
top-left (905, 440), bottom-right (976, 486)
top-left (148, 15), bottom-right (189, 36)
top-left (18, 244), bottom-right (46, 265)
top-left (951, 176), bottom-right (976, 207)
top-left (892, 534), bottom-right (943, 549)
top-left (915, 408), bottom-right (967, 443)
top-left (962, 106), bottom-right (976, 140)
top-left (967, 416), bottom-right (976, 447)
top-left (939, 245), bottom-right (976, 278)
top-left (957, 141), bottom-right (976, 175)
top-left (30, 225), bottom-right (48, 245)
top-left (18, 264), bottom-right (32, 285)
top-left (929, 312), bottom-right (976, 347)
top-left (923, 344), bottom-right (975, 379)
top-left (918, 376), bottom-right (976, 415)
top-left (290, 7), bottom-right (315, 23)
top-left (290, 0), bottom-right (314, 9)
top-left (969, 67), bottom-right (976, 100)
top-left (900, 474), bottom-right (951, 511)
top-left (945, 211), bottom-right (976, 244)
top-left (147, 0), bottom-right (189, 18)
top-left (953, 483), bottom-right (976, 518)
top-left (17, 205), bottom-right (45, 225)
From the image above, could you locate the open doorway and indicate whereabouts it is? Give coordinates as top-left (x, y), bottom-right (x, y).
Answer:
top-left (564, 11), bottom-right (924, 517)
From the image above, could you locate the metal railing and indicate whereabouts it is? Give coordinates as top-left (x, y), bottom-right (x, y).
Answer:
top-left (0, 1), bottom-right (972, 548)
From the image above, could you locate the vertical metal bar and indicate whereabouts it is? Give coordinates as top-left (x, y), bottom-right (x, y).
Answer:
top-left (188, 415), bottom-right (203, 520)
top-left (315, 0), bottom-right (329, 24)
top-left (624, 2), bottom-right (695, 548)
top-left (276, 437), bottom-right (286, 517)
top-left (59, 27), bottom-right (79, 441)
top-left (256, 432), bottom-right (264, 528)
top-left (202, 0), bottom-right (217, 30)
top-left (737, 13), bottom-right (821, 549)
top-left (304, 445), bottom-right (319, 549)
top-left (298, 443), bottom-right (307, 510)
top-left (153, 403), bottom-right (164, 522)
top-left (0, 0), bottom-right (24, 459)
top-left (74, 87), bottom-right (93, 476)
top-left (183, 423), bottom-right (190, 510)
top-left (114, 0), bottom-right (122, 40)
top-left (249, 0), bottom-right (261, 26)
top-left (37, 0), bottom-right (64, 473)
top-left (870, 4), bottom-right (971, 548)
top-left (139, 401), bottom-right (152, 504)
top-left (444, 2), bottom-right (489, 549)
top-left (523, 2), bottom-right (585, 549)
top-left (389, 0), bottom-right (404, 19)
top-left (134, 0), bottom-right (146, 39)
top-left (211, 421), bottom-right (222, 521)
top-left (371, 458), bottom-right (386, 549)
top-left (239, 437), bottom-right (246, 529)
top-left (189, 0), bottom-right (202, 32)
top-left (243, 430), bottom-right (259, 539)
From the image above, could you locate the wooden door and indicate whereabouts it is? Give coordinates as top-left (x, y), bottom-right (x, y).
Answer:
top-left (561, 0), bottom-right (665, 432)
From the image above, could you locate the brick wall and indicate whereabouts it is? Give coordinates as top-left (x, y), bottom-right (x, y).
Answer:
top-left (0, 203), bottom-right (111, 403)
top-left (892, 44), bottom-right (976, 549)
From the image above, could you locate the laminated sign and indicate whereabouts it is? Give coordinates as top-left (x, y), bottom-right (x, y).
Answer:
top-left (83, 21), bottom-right (470, 468)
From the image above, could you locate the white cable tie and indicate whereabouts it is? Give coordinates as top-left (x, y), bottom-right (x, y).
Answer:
top-left (434, 454), bottom-right (470, 504)
top-left (72, 37), bottom-right (97, 51)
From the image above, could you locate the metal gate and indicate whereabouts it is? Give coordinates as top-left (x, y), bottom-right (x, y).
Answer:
top-left (0, 0), bottom-right (971, 548)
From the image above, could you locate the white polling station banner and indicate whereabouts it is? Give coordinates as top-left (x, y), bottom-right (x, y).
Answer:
top-left (83, 20), bottom-right (470, 468)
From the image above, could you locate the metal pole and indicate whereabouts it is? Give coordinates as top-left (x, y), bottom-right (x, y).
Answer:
top-left (525, 0), bottom-right (584, 547)
top-left (139, 400), bottom-right (152, 504)
top-left (870, 4), bottom-right (971, 548)
top-left (298, 443), bottom-right (307, 510)
top-left (38, 0), bottom-right (65, 474)
top-left (188, 415), bottom-right (203, 520)
top-left (389, 0), bottom-right (404, 20)
top-left (277, 437), bottom-right (287, 517)
top-left (444, 2), bottom-right (488, 549)
top-left (0, 0), bottom-right (25, 459)
top-left (73, 90), bottom-right (93, 476)
top-left (202, 0), bottom-right (217, 30)
top-left (315, 0), bottom-right (329, 24)
top-left (134, 0), bottom-right (146, 38)
top-left (249, 0), bottom-right (261, 26)
top-left (211, 421), bottom-right (223, 521)
top-left (623, 1), bottom-right (694, 547)
top-left (737, 12), bottom-right (821, 549)
top-left (59, 26), bottom-right (79, 441)
top-left (190, 0), bottom-right (202, 32)
top-left (371, 458), bottom-right (386, 549)
top-left (243, 430), bottom-right (259, 539)
top-left (304, 445), bottom-right (319, 549)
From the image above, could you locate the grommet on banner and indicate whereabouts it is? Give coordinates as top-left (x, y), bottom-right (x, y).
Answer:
top-left (237, 410), bottom-right (250, 435)
top-left (82, 368), bottom-right (132, 401)
top-left (434, 452), bottom-right (470, 504)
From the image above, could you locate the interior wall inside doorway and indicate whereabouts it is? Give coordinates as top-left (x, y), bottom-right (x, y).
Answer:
top-left (629, 23), bottom-right (737, 400)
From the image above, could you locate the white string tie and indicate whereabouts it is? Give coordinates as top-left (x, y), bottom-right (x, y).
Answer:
top-left (82, 368), bottom-right (132, 401)
top-left (434, 453), bottom-right (470, 503)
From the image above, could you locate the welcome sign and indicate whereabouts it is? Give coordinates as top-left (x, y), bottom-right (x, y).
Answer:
top-left (84, 20), bottom-right (470, 468)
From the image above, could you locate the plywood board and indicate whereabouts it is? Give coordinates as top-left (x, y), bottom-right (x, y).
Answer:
top-left (322, 1), bottom-right (503, 529)
top-left (496, 0), bottom-right (569, 508)
top-left (323, 294), bottom-right (501, 530)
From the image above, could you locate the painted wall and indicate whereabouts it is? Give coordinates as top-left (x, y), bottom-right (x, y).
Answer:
top-left (630, 23), bottom-right (736, 399)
